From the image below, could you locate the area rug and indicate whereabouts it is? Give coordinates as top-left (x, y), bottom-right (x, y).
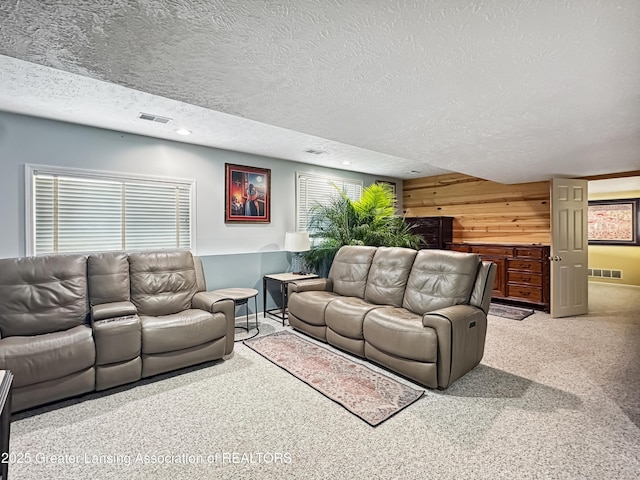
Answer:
top-left (244, 331), bottom-right (424, 426)
top-left (488, 303), bottom-right (535, 320)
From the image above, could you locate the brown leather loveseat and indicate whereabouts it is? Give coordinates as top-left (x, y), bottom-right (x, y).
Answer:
top-left (288, 246), bottom-right (497, 389)
top-left (0, 250), bottom-right (234, 412)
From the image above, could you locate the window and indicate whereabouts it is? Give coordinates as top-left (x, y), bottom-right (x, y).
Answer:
top-left (296, 172), bottom-right (363, 231)
top-left (26, 165), bottom-right (194, 255)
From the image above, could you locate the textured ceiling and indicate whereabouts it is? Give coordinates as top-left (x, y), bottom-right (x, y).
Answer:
top-left (1, 0), bottom-right (639, 183)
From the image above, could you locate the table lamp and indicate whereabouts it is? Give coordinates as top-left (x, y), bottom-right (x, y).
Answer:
top-left (284, 231), bottom-right (311, 274)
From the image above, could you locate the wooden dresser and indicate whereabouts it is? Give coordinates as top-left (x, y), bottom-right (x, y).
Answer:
top-left (449, 242), bottom-right (550, 311)
top-left (408, 216), bottom-right (453, 249)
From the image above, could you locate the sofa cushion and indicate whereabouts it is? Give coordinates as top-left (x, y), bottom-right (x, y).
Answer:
top-left (328, 246), bottom-right (377, 298)
top-left (0, 254), bottom-right (88, 337)
top-left (326, 297), bottom-right (382, 340)
top-left (88, 252), bottom-right (130, 306)
top-left (364, 247), bottom-right (417, 307)
top-left (363, 307), bottom-right (438, 363)
top-left (402, 250), bottom-right (480, 315)
top-left (288, 291), bottom-right (341, 326)
top-left (0, 325), bottom-right (95, 388)
top-left (129, 251), bottom-right (198, 316)
top-left (141, 309), bottom-right (226, 354)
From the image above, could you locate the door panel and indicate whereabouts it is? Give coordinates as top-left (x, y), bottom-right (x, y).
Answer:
top-left (550, 178), bottom-right (588, 317)
top-left (492, 257), bottom-right (507, 297)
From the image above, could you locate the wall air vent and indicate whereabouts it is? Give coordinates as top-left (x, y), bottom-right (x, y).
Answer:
top-left (139, 113), bottom-right (172, 124)
top-left (589, 268), bottom-right (622, 279)
top-left (304, 148), bottom-right (327, 155)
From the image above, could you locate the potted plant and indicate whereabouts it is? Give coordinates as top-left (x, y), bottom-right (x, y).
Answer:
top-left (303, 182), bottom-right (422, 275)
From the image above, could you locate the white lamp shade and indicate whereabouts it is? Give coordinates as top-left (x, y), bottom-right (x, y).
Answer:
top-left (284, 231), bottom-right (311, 252)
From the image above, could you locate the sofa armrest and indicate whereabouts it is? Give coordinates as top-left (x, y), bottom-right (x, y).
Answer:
top-left (91, 301), bottom-right (137, 322)
top-left (422, 305), bottom-right (487, 389)
top-left (192, 291), bottom-right (235, 313)
top-left (288, 278), bottom-right (333, 294)
top-left (93, 314), bottom-right (141, 366)
top-left (192, 292), bottom-right (236, 355)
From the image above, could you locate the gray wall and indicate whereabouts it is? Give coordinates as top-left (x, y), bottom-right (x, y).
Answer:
top-left (0, 111), bottom-right (400, 311)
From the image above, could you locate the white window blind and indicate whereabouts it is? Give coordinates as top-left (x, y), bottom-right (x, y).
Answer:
top-left (28, 166), bottom-right (193, 255)
top-left (296, 172), bottom-right (363, 231)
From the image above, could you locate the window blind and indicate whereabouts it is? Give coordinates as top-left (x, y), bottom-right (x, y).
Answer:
top-left (296, 172), bottom-right (363, 231)
top-left (31, 168), bottom-right (192, 255)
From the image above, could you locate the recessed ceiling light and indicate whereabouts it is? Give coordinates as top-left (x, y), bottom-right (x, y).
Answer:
top-left (175, 128), bottom-right (192, 136)
top-left (341, 161), bottom-right (351, 165)
top-left (406, 170), bottom-right (421, 175)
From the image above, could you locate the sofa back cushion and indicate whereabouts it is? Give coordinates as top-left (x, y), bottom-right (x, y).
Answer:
top-left (129, 251), bottom-right (198, 316)
top-left (328, 246), bottom-right (377, 298)
top-left (402, 250), bottom-right (480, 315)
top-left (364, 247), bottom-right (417, 307)
top-left (0, 254), bottom-right (88, 337)
top-left (88, 252), bottom-right (130, 306)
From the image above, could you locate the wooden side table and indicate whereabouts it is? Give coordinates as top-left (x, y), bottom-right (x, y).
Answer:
top-left (263, 273), bottom-right (318, 326)
top-left (210, 288), bottom-right (259, 332)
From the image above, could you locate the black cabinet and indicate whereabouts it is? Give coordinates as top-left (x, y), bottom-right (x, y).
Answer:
top-left (408, 216), bottom-right (453, 249)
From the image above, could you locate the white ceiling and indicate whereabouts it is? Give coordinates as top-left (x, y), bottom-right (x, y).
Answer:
top-left (0, 0), bottom-right (639, 184)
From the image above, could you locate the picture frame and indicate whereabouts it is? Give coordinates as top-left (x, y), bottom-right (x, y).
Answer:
top-left (588, 199), bottom-right (639, 246)
top-left (375, 180), bottom-right (397, 197)
top-left (225, 163), bottom-right (271, 223)
top-left (375, 180), bottom-right (398, 209)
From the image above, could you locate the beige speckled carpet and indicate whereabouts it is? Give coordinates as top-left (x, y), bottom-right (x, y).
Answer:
top-left (9, 282), bottom-right (640, 480)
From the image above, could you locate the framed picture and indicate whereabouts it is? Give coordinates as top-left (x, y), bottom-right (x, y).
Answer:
top-left (375, 180), bottom-right (397, 196)
top-left (225, 163), bottom-right (271, 223)
top-left (375, 180), bottom-right (398, 209)
top-left (588, 199), bottom-right (639, 245)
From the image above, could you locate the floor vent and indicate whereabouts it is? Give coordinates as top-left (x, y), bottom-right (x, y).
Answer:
top-left (589, 268), bottom-right (622, 279)
top-left (139, 112), bottom-right (172, 124)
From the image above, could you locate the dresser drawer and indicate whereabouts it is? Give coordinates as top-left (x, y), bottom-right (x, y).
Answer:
top-left (514, 247), bottom-right (546, 259)
top-left (508, 259), bottom-right (543, 273)
top-left (508, 272), bottom-right (543, 286)
top-left (421, 234), bottom-right (441, 248)
top-left (506, 284), bottom-right (543, 302)
top-left (412, 218), bottom-right (441, 228)
top-left (470, 246), bottom-right (514, 257)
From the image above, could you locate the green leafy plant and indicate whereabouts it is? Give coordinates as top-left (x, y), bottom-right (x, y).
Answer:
top-left (303, 182), bottom-right (422, 275)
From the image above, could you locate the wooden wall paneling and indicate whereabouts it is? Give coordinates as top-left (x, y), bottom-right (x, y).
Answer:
top-left (403, 173), bottom-right (551, 245)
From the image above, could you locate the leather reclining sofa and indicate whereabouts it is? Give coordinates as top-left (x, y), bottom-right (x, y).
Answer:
top-left (288, 246), bottom-right (497, 389)
top-left (0, 250), bottom-right (235, 412)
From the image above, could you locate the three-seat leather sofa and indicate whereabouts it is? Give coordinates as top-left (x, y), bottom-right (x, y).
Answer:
top-left (0, 250), bottom-right (235, 412)
top-left (288, 246), bottom-right (497, 389)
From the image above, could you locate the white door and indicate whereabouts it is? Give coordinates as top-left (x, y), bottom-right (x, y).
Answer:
top-left (550, 178), bottom-right (589, 317)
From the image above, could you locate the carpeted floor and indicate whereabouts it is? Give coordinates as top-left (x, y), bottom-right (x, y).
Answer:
top-left (9, 282), bottom-right (640, 479)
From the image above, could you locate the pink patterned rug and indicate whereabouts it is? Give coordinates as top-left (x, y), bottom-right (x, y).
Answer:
top-left (244, 331), bottom-right (424, 426)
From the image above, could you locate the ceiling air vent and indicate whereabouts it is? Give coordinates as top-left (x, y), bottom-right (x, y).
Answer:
top-left (139, 112), bottom-right (172, 124)
top-left (304, 148), bottom-right (327, 155)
